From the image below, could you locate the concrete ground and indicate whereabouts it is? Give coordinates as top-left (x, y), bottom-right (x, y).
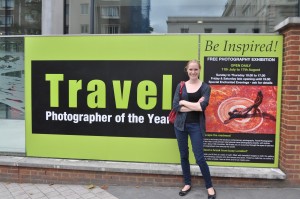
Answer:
top-left (1, 182), bottom-right (300, 199)
top-left (107, 185), bottom-right (300, 199)
top-left (0, 182), bottom-right (117, 199)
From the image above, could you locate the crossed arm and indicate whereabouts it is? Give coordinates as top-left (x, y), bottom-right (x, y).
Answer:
top-left (172, 83), bottom-right (211, 113)
top-left (179, 97), bottom-right (205, 112)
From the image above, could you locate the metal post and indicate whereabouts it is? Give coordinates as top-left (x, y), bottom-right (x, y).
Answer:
top-left (299, 0), bottom-right (300, 16)
top-left (5, 0), bottom-right (8, 35)
top-left (63, 0), bottom-right (66, 34)
top-left (90, 0), bottom-right (94, 34)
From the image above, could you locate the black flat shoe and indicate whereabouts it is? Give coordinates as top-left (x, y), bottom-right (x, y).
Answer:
top-left (179, 186), bottom-right (191, 196)
top-left (208, 188), bottom-right (216, 199)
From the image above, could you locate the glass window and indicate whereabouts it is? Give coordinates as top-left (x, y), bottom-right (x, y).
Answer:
top-left (64, 0), bottom-right (299, 34)
top-left (103, 24), bottom-right (119, 34)
top-left (81, 24), bottom-right (89, 33)
top-left (0, 36), bottom-right (25, 154)
top-left (253, 28), bottom-right (260, 33)
top-left (101, 6), bottom-right (120, 18)
top-left (0, 37), bottom-right (24, 120)
top-left (180, 25), bottom-right (189, 33)
top-left (0, 0), bottom-right (41, 155)
top-left (205, 28), bottom-right (212, 33)
top-left (0, 0), bottom-right (14, 9)
top-left (228, 28), bottom-right (236, 33)
top-left (0, 0), bottom-right (41, 35)
top-left (81, 3), bottom-right (89, 15)
top-left (0, 15), bottom-right (13, 26)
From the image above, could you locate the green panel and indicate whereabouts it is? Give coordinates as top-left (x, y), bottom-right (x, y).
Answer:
top-left (25, 35), bottom-right (199, 163)
top-left (25, 34), bottom-right (283, 168)
top-left (25, 35), bottom-right (199, 61)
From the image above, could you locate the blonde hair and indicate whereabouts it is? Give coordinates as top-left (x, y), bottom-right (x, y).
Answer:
top-left (184, 59), bottom-right (201, 72)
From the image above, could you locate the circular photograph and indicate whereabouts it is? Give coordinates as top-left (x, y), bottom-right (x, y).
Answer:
top-left (217, 97), bottom-right (263, 132)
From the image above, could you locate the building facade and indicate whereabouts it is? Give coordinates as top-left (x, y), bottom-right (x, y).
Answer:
top-left (65, 0), bottom-right (151, 34)
top-left (0, 0), bottom-right (41, 35)
top-left (167, 0), bottom-right (299, 33)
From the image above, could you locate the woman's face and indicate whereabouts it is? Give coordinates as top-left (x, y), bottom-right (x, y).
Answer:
top-left (187, 62), bottom-right (200, 80)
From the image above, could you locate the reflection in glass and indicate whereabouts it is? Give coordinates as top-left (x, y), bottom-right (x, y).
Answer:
top-left (66, 0), bottom-right (152, 34)
top-left (0, 37), bottom-right (24, 119)
top-left (0, 0), bottom-right (41, 35)
top-left (64, 0), bottom-right (299, 34)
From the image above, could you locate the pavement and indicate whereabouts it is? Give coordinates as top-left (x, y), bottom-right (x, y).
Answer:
top-left (0, 156), bottom-right (296, 199)
top-left (108, 186), bottom-right (300, 199)
top-left (1, 182), bottom-right (300, 199)
top-left (0, 182), bottom-right (117, 199)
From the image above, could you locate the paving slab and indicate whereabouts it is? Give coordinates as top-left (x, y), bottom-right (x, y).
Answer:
top-left (0, 182), bottom-right (118, 199)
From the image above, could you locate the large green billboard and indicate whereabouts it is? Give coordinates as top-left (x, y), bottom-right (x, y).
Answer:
top-left (25, 35), bottom-right (199, 163)
top-left (25, 34), bottom-right (282, 167)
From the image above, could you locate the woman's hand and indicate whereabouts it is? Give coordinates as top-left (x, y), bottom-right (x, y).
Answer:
top-left (198, 97), bottom-right (205, 103)
top-left (179, 100), bottom-right (187, 106)
top-left (178, 100), bottom-right (191, 112)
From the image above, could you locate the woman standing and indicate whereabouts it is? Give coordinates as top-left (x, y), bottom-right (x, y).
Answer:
top-left (172, 60), bottom-right (216, 199)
